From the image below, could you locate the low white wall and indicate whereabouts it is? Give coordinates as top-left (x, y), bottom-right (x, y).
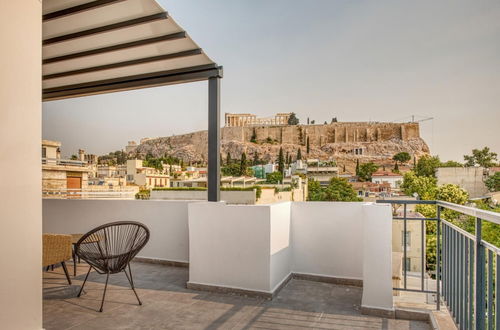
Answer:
top-left (151, 190), bottom-right (256, 204)
top-left (188, 202), bottom-right (272, 292)
top-left (291, 202), bottom-right (364, 280)
top-left (362, 203), bottom-right (394, 311)
top-left (43, 199), bottom-right (191, 263)
top-left (44, 199), bottom-right (393, 310)
top-left (269, 202), bottom-right (292, 291)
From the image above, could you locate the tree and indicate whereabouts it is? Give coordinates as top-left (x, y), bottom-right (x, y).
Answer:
top-left (221, 163), bottom-right (241, 176)
top-left (310, 120), bottom-right (315, 124)
top-left (285, 151), bottom-right (289, 165)
top-left (393, 152), bottom-right (411, 169)
top-left (308, 178), bottom-right (362, 202)
top-left (464, 147), bottom-right (498, 168)
top-left (288, 154), bottom-right (292, 165)
top-left (440, 160), bottom-right (462, 167)
top-left (70, 154), bottom-right (78, 160)
top-left (400, 171), bottom-right (437, 200)
top-left (307, 117), bottom-right (310, 125)
top-left (324, 121), bottom-right (327, 125)
top-left (358, 162), bottom-right (379, 181)
top-left (253, 151), bottom-right (260, 165)
top-left (415, 155), bottom-right (441, 177)
top-left (239, 152), bottom-right (248, 176)
top-left (306, 136), bottom-right (310, 154)
top-left (287, 113), bottom-right (299, 125)
top-left (277, 147), bottom-right (285, 174)
top-left (394, 162), bottom-right (399, 172)
top-left (485, 172), bottom-right (500, 192)
top-left (250, 128), bottom-right (257, 143)
top-left (297, 148), bottom-right (302, 160)
top-left (226, 152), bottom-right (232, 165)
top-left (266, 171), bottom-right (283, 184)
top-left (331, 117), bottom-right (338, 123)
top-left (355, 159), bottom-right (360, 176)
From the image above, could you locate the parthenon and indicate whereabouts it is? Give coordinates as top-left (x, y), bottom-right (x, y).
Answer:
top-left (225, 113), bottom-right (291, 127)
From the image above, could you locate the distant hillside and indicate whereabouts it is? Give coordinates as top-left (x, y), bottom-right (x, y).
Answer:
top-left (129, 122), bottom-right (429, 172)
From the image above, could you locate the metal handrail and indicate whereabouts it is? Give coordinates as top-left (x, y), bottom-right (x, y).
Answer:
top-left (378, 199), bottom-right (500, 330)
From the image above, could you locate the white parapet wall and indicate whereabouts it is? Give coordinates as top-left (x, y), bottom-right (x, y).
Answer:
top-left (291, 202), bottom-right (364, 280)
top-left (43, 199), bottom-right (393, 311)
top-left (43, 199), bottom-right (192, 263)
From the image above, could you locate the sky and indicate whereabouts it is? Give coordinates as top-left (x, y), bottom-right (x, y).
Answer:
top-left (43, 0), bottom-right (500, 161)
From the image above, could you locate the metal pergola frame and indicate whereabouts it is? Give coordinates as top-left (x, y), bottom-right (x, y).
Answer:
top-left (42, 0), bottom-right (222, 201)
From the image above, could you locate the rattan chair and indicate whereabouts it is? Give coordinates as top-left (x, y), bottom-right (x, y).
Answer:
top-left (43, 234), bottom-right (73, 285)
top-left (75, 221), bottom-right (150, 312)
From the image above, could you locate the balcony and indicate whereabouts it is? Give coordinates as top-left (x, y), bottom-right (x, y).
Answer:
top-left (43, 200), bottom-right (437, 329)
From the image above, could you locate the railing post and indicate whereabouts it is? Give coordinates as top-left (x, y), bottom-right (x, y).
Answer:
top-left (475, 217), bottom-right (485, 330)
top-left (436, 205), bottom-right (441, 310)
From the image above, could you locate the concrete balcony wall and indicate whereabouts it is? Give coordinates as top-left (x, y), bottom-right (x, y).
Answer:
top-left (43, 199), bottom-right (192, 263)
top-left (291, 202), bottom-right (364, 280)
top-left (43, 199), bottom-right (393, 311)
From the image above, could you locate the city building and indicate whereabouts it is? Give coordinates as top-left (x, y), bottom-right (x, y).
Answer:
top-left (42, 140), bottom-right (91, 196)
top-left (225, 112), bottom-right (291, 127)
top-left (351, 181), bottom-right (392, 199)
top-left (126, 159), bottom-right (170, 188)
top-left (371, 170), bottom-right (404, 190)
top-left (304, 159), bottom-right (339, 185)
top-left (436, 166), bottom-right (489, 198)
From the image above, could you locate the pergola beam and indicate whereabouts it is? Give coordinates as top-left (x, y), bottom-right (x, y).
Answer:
top-left (43, 12), bottom-right (168, 45)
top-left (43, 65), bottom-right (222, 101)
top-left (43, 48), bottom-right (202, 80)
top-left (43, 0), bottom-right (125, 21)
top-left (43, 32), bottom-right (186, 64)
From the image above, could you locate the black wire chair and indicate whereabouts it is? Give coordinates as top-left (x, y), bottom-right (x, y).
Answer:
top-left (75, 221), bottom-right (150, 312)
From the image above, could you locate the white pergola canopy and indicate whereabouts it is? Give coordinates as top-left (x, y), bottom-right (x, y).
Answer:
top-left (42, 0), bottom-right (222, 101)
top-left (42, 0), bottom-right (222, 201)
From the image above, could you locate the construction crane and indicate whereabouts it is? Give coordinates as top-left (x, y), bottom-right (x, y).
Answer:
top-left (410, 115), bottom-right (433, 123)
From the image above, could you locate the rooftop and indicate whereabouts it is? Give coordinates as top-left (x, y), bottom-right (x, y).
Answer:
top-left (43, 261), bottom-right (431, 330)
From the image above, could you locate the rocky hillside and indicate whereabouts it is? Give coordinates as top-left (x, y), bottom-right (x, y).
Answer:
top-left (132, 123), bottom-right (430, 171)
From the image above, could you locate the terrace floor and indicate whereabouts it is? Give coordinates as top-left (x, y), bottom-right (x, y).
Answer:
top-left (43, 262), bottom-right (431, 330)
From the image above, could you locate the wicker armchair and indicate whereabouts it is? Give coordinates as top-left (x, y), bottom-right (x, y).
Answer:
top-left (43, 234), bottom-right (72, 285)
top-left (75, 221), bottom-right (150, 312)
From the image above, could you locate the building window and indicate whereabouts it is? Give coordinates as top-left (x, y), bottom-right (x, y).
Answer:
top-left (404, 258), bottom-right (411, 272)
top-left (401, 231), bottom-right (411, 248)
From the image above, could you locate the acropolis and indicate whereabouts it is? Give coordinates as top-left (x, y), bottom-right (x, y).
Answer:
top-left (225, 112), bottom-right (291, 127)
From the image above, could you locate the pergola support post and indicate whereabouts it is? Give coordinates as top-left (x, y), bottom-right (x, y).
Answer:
top-left (208, 76), bottom-right (221, 202)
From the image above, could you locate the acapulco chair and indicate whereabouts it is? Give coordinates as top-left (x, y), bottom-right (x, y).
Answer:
top-left (75, 221), bottom-right (150, 312)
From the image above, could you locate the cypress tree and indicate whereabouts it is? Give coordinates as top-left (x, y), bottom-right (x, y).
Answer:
top-left (253, 151), bottom-right (259, 165)
top-left (306, 136), bottom-right (310, 154)
top-left (297, 148), bottom-right (302, 160)
top-left (285, 151), bottom-right (289, 165)
top-left (278, 147), bottom-right (285, 174)
top-left (226, 152), bottom-right (232, 165)
top-left (239, 152), bottom-right (247, 176)
top-left (355, 159), bottom-right (360, 176)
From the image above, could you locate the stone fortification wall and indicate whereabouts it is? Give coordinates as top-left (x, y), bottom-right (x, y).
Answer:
top-left (222, 122), bottom-right (420, 145)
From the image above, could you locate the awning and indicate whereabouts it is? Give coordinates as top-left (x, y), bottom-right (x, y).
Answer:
top-left (42, 0), bottom-right (222, 101)
top-left (42, 0), bottom-right (222, 201)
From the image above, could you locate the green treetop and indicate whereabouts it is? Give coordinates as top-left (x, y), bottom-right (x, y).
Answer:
top-left (357, 162), bottom-right (379, 182)
top-left (464, 147), bottom-right (498, 168)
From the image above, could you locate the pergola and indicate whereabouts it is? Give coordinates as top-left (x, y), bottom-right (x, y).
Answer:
top-left (42, 0), bottom-right (222, 201)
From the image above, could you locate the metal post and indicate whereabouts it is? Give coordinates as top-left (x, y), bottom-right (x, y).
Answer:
top-left (208, 76), bottom-right (221, 202)
top-left (475, 217), bottom-right (485, 330)
top-left (403, 204), bottom-right (407, 290)
top-left (436, 205), bottom-right (441, 310)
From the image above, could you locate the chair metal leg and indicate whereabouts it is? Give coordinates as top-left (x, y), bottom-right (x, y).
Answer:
top-left (78, 266), bottom-right (92, 297)
top-left (99, 273), bottom-right (110, 312)
top-left (61, 261), bottom-right (72, 285)
top-left (72, 250), bottom-right (77, 276)
top-left (124, 263), bottom-right (142, 305)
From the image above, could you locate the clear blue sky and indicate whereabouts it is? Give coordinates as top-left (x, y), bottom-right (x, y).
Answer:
top-left (43, 0), bottom-right (500, 161)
